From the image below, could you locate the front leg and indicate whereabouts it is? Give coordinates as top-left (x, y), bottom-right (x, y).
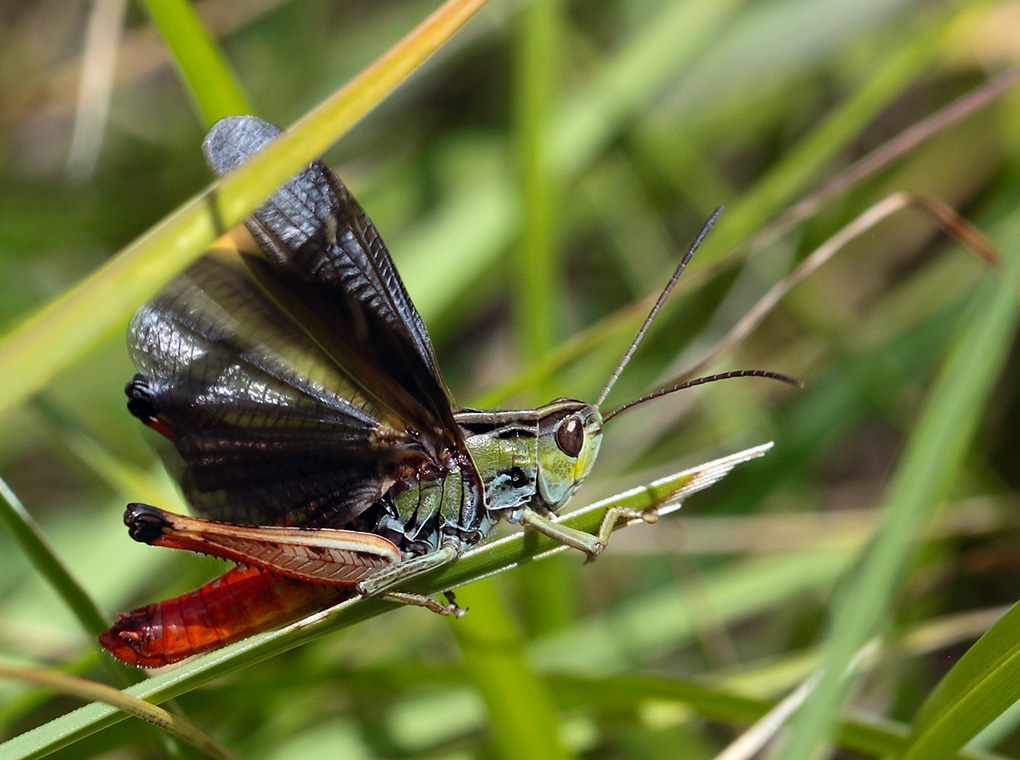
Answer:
top-left (518, 506), bottom-right (658, 561)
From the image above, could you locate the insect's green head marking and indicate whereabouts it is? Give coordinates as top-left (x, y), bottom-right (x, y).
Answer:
top-left (532, 399), bottom-right (603, 514)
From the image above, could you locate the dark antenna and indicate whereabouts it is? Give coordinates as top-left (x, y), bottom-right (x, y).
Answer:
top-left (594, 207), bottom-right (804, 419)
top-left (595, 207), bottom-right (722, 408)
top-left (603, 370), bottom-right (803, 423)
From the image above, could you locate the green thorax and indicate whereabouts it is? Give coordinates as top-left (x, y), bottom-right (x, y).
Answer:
top-left (383, 399), bottom-right (603, 555)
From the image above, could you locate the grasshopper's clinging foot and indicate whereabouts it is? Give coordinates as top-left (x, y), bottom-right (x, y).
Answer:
top-left (378, 590), bottom-right (465, 617)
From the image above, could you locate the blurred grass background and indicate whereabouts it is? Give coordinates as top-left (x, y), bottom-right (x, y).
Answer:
top-left (2, 0), bottom-right (1020, 758)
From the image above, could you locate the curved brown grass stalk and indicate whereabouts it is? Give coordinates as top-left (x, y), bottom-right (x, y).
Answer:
top-left (682, 192), bottom-right (999, 381)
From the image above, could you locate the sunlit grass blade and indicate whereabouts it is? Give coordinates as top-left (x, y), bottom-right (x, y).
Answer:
top-left (138, 0), bottom-right (252, 123)
top-left (513, 0), bottom-right (561, 361)
top-left (902, 599), bottom-right (1020, 760)
top-left (0, 445), bottom-right (768, 758)
top-left (65, 0), bottom-right (127, 181)
top-left (0, 662), bottom-right (240, 760)
top-left (549, 0), bottom-right (741, 184)
top-left (0, 0), bottom-right (490, 421)
top-left (715, 642), bottom-right (877, 760)
top-left (776, 208), bottom-right (1020, 760)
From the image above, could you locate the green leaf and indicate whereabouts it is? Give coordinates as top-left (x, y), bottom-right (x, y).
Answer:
top-left (903, 599), bottom-right (1020, 759)
top-left (777, 204), bottom-right (1020, 760)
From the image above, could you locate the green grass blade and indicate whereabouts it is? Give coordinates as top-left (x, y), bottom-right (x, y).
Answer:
top-left (547, 674), bottom-right (1006, 760)
top-left (550, 0), bottom-right (742, 184)
top-left (451, 4), bottom-right (982, 410)
top-left (139, 0), bottom-right (252, 124)
top-left (400, 0), bottom-right (743, 325)
top-left (513, 0), bottom-right (561, 361)
top-left (0, 446), bottom-right (765, 759)
top-left (0, 663), bottom-right (240, 760)
top-left (776, 208), bottom-right (1020, 760)
top-left (511, 0), bottom-right (576, 656)
top-left (451, 580), bottom-right (574, 760)
top-left (445, 4), bottom-right (576, 757)
top-left (530, 545), bottom-right (852, 673)
top-left (708, 9), bottom-right (964, 257)
top-left (0, 0), bottom-right (489, 421)
top-left (902, 600), bottom-right (1020, 758)
top-left (0, 478), bottom-right (107, 638)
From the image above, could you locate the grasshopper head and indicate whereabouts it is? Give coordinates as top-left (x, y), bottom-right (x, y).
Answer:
top-left (532, 399), bottom-right (603, 514)
top-left (477, 211), bottom-right (801, 522)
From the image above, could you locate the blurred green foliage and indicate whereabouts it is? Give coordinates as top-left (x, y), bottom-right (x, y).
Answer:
top-left (2, 0), bottom-right (1020, 758)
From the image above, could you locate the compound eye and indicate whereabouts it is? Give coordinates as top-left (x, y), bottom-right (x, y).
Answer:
top-left (555, 415), bottom-right (584, 457)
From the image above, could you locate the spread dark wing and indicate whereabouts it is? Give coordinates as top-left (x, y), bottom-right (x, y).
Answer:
top-left (128, 115), bottom-right (474, 529)
top-left (129, 256), bottom-right (424, 528)
top-left (202, 115), bottom-right (459, 457)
